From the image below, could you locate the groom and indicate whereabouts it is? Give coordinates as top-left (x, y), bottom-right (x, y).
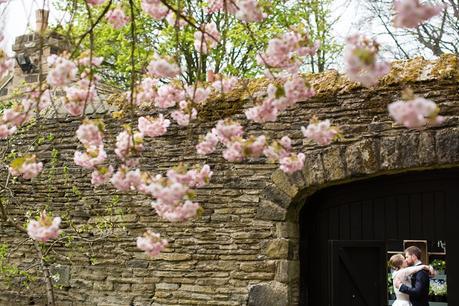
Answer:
top-left (394, 246), bottom-right (430, 306)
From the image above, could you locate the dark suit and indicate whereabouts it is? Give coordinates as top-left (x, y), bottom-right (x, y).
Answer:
top-left (399, 265), bottom-right (430, 306)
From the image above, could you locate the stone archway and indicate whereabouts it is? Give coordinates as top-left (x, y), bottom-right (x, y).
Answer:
top-left (251, 128), bottom-right (459, 306)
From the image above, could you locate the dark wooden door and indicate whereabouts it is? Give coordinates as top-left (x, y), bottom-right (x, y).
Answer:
top-left (329, 241), bottom-right (386, 306)
top-left (300, 168), bottom-right (459, 306)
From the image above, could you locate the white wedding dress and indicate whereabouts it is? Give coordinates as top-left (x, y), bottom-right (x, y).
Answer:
top-left (392, 265), bottom-right (425, 306)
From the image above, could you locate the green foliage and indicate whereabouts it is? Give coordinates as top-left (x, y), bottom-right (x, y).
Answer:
top-left (0, 244), bottom-right (34, 288)
top-left (56, 0), bottom-right (342, 87)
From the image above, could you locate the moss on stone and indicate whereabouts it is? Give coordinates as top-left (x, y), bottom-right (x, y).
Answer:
top-left (431, 53), bottom-right (459, 80)
top-left (103, 55), bottom-right (459, 121)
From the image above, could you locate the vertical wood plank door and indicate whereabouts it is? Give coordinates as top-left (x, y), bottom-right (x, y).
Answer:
top-left (299, 168), bottom-right (459, 306)
top-left (329, 241), bottom-right (386, 306)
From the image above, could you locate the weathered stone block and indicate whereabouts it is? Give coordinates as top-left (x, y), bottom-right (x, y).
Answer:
top-left (271, 170), bottom-right (299, 198)
top-left (275, 260), bottom-right (300, 284)
top-left (263, 239), bottom-right (289, 259)
top-left (248, 281), bottom-right (288, 306)
top-left (261, 185), bottom-right (292, 208)
top-left (256, 200), bottom-right (287, 221)
top-left (345, 138), bottom-right (379, 176)
top-left (302, 150), bottom-right (325, 186)
top-left (321, 146), bottom-right (346, 181)
top-left (436, 128), bottom-right (459, 163)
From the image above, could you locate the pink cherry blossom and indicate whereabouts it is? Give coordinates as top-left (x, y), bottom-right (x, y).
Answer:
top-left (393, 0), bottom-right (444, 28)
top-left (0, 49), bottom-right (14, 79)
top-left (86, 0), bottom-right (105, 5)
top-left (196, 131), bottom-right (219, 155)
top-left (152, 199), bottom-right (201, 222)
top-left (388, 95), bottom-right (444, 129)
top-left (245, 98), bottom-right (279, 123)
top-left (155, 84), bottom-right (184, 108)
top-left (110, 166), bottom-right (142, 191)
top-left (244, 135), bottom-right (266, 158)
top-left (141, 0), bottom-right (169, 20)
top-left (78, 54), bottom-right (104, 67)
top-left (234, 0), bottom-right (266, 22)
top-left (91, 165), bottom-right (114, 186)
top-left (106, 8), bottom-right (129, 29)
top-left (194, 22), bottom-right (221, 54)
top-left (186, 86), bottom-right (210, 104)
top-left (301, 118), bottom-right (339, 146)
top-left (344, 34), bottom-right (390, 87)
top-left (171, 108), bottom-right (197, 126)
top-left (166, 164), bottom-right (213, 188)
top-left (207, 0), bottom-right (238, 14)
top-left (114, 128), bottom-right (144, 161)
top-left (297, 40), bottom-right (321, 57)
top-left (147, 56), bottom-right (180, 78)
top-left (263, 136), bottom-right (292, 161)
top-left (214, 119), bottom-right (244, 144)
top-left (9, 155), bottom-right (43, 179)
top-left (0, 124), bottom-right (17, 139)
top-left (136, 77), bottom-right (158, 106)
top-left (74, 145), bottom-right (107, 169)
top-left (138, 114), bottom-right (170, 137)
top-left (189, 164), bottom-right (213, 188)
top-left (257, 31), bottom-right (318, 74)
top-left (2, 100), bottom-right (33, 127)
top-left (223, 140), bottom-right (244, 162)
top-left (279, 152), bottom-right (305, 174)
top-left (136, 230), bottom-right (168, 256)
top-left (284, 75), bottom-right (315, 103)
top-left (147, 179), bottom-right (189, 206)
top-left (27, 211), bottom-right (61, 242)
top-left (211, 76), bottom-right (238, 94)
top-left (76, 119), bottom-right (105, 147)
top-left (47, 54), bottom-right (78, 87)
top-left (64, 78), bottom-right (97, 115)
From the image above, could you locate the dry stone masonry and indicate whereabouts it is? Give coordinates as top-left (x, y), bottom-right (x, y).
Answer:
top-left (0, 55), bottom-right (458, 305)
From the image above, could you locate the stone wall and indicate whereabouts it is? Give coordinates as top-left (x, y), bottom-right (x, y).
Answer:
top-left (0, 56), bottom-right (458, 306)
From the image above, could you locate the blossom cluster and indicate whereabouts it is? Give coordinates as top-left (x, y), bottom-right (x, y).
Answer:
top-left (0, 90), bottom-right (51, 139)
top-left (147, 55), bottom-right (180, 79)
top-left (47, 53), bottom-right (103, 117)
top-left (208, 71), bottom-right (238, 94)
top-left (141, 0), bottom-right (169, 20)
top-left (207, 0), bottom-right (266, 23)
top-left (106, 7), bottom-right (129, 29)
top-left (245, 76), bottom-right (315, 123)
top-left (137, 230), bottom-right (168, 256)
top-left (196, 119), bottom-right (305, 174)
top-left (74, 119), bottom-right (112, 186)
top-left (257, 30), bottom-right (320, 75)
top-left (9, 154), bottom-right (43, 179)
top-left (344, 34), bottom-right (390, 87)
top-left (388, 93), bottom-right (444, 129)
top-left (194, 22), bottom-right (221, 54)
top-left (301, 117), bottom-right (340, 146)
top-left (393, 0), bottom-right (444, 28)
top-left (27, 211), bottom-right (61, 242)
top-left (138, 114), bottom-right (170, 137)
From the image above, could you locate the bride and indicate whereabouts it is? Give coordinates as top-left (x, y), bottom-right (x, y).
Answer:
top-left (389, 254), bottom-right (434, 306)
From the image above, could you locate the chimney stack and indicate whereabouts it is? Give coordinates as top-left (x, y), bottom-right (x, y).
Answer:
top-left (35, 9), bottom-right (49, 34)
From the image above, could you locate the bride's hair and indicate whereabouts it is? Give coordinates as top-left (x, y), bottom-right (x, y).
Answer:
top-left (389, 254), bottom-right (405, 270)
